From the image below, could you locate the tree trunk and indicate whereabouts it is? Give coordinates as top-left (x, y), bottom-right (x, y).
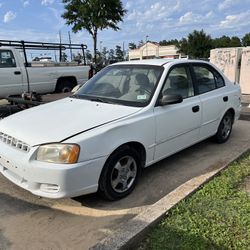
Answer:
top-left (93, 31), bottom-right (97, 64)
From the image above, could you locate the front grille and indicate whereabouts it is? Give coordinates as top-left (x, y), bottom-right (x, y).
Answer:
top-left (0, 132), bottom-right (30, 152)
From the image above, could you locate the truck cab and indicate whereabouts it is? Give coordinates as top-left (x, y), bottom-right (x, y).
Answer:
top-left (0, 47), bottom-right (25, 97)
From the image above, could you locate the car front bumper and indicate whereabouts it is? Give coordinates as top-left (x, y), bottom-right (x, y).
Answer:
top-left (0, 142), bottom-right (106, 198)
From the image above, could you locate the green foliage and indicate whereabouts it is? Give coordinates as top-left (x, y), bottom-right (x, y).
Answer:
top-left (213, 35), bottom-right (241, 48)
top-left (159, 31), bottom-right (250, 59)
top-left (242, 33), bottom-right (250, 46)
top-left (62, 0), bottom-right (126, 62)
top-left (159, 39), bottom-right (179, 46)
top-left (178, 30), bottom-right (212, 58)
top-left (108, 49), bottom-right (115, 61)
top-left (115, 45), bottom-right (124, 61)
top-left (138, 40), bottom-right (144, 47)
top-left (213, 35), bottom-right (232, 48)
top-left (61, 52), bottom-right (68, 62)
top-left (141, 152), bottom-right (250, 250)
top-left (230, 36), bottom-right (241, 47)
top-left (129, 42), bottom-right (137, 50)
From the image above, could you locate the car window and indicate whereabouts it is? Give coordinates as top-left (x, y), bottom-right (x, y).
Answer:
top-left (193, 65), bottom-right (225, 94)
top-left (161, 66), bottom-right (194, 99)
top-left (0, 50), bottom-right (16, 68)
top-left (213, 70), bottom-right (225, 88)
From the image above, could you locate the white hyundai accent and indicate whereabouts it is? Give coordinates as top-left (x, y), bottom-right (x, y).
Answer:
top-left (0, 59), bottom-right (241, 200)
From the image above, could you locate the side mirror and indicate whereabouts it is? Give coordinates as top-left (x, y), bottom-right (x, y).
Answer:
top-left (157, 94), bottom-right (183, 106)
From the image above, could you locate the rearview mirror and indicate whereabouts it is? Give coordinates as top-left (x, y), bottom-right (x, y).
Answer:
top-left (157, 94), bottom-right (183, 106)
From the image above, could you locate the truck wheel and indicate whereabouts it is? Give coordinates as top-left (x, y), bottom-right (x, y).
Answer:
top-left (98, 146), bottom-right (141, 200)
top-left (55, 79), bottom-right (75, 93)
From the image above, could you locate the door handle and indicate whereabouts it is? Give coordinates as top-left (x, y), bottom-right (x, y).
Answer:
top-left (192, 105), bottom-right (200, 113)
top-left (223, 96), bottom-right (228, 102)
top-left (14, 71), bottom-right (21, 75)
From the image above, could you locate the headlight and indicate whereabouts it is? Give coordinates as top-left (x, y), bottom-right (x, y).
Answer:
top-left (36, 144), bottom-right (80, 164)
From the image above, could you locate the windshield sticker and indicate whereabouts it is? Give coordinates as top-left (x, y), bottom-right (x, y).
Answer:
top-left (137, 95), bottom-right (147, 100)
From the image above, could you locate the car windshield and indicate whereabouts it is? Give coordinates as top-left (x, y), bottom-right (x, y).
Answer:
top-left (74, 65), bottom-right (164, 107)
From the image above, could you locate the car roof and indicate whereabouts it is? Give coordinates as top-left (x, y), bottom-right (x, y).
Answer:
top-left (113, 59), bottom-right (211, 67)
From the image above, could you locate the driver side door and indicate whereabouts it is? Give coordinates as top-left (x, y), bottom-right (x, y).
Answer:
top-left (154, 64), bottom-right (201, 161)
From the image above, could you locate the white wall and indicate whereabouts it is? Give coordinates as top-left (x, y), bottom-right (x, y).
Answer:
top-left (240, 47), bottom-right (250, 95)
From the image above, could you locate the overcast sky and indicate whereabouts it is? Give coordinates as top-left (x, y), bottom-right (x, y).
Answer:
top-left (0, 0), bottom-right (250, 53)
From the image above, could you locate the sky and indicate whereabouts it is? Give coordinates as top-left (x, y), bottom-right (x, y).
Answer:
top-left (0, 0), bottom-right (250, 55)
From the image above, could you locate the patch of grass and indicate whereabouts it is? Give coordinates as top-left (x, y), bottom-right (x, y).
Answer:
top-left (140, 152), bottom-right (250, 250)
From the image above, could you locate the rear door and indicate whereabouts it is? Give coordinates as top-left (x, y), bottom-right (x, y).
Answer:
top-left (191, 63), bottom-right (227, 139)
top-left (154, 64), bottom-right (201, 161)
top-left (0, 49), bottom-right (23, 98)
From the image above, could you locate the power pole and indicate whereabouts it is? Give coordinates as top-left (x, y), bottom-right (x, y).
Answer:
top-left (146, 35), bottom-right (149, 58)
top-left (59, 30), bottom-right (62, 62)
top-left (68, 31), bottom-right (73, 61)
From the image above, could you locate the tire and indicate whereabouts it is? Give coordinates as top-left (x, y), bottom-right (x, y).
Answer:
top-left (98, 146), bottom-right (142, 200)
top-left (215, 111), bottom-right (233, 144)
top-left (55, 79), bottom-right (75, 93)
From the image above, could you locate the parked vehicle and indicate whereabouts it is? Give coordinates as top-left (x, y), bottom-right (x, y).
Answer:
top-left (0, 59), bottom-right (241, 200)
top-left (0, 40), bottom-right (90, 99)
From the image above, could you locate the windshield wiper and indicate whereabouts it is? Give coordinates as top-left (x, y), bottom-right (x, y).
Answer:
top-left (70, 94), bottom-right (83, 99)
top-left (90, 97), bottom-right (111, 103)
top-left (71, 95), bottom-right (116, 104)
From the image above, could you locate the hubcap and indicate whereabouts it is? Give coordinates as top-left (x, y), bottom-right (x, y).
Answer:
top-left (221, 115), bottom-right (232, 139)
top-left (62, 87), bottom-right (71, 93)
top-left (111, 156), bottom-right (137, 193)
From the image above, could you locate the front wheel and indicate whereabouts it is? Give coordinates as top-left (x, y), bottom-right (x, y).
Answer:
top-left (215, 111), bottom-right (233, 143)
top-left (98, 146), bottom-right (141, 200)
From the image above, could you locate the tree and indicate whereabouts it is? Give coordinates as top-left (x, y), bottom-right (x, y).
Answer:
top-left (108, 49), bottom-right (115, 62)
top-left (138, 40), bottom-right (144, 47)
top-left (128, 42), bottom-right (137, 50)
top-left (212, 35), bottom-right (242, 48)
top-left (85, 49), bottom-right (93, 64)
top-left (242, 33), bottom-right (250, 46)
top-left (159, 39), bottom-right (179, 46)
top-left (212, 35), bottom-right (231, 48)
top-left (62, 0), bottom-right (126, 63)
top-left (178, 30), bottom-right (212, 58)
top-left (101, 47), bottom-right (109, 65)
top-left (230, 36), bottom-right (241, 47)
top-left (61, 52), bottom-right (68, 62)
top-left (115, 45), bottom-right (124, 61)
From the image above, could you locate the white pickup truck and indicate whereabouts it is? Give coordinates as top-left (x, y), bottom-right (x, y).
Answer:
top-left (0, 47), bottom-right (90, 99)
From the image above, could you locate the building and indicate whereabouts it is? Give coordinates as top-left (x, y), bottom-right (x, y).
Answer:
top-left (129, 42), bottom-right (184, 61)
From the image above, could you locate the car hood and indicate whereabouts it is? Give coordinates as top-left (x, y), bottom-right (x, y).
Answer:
top-left (0, 98), bottom-right (141, 146)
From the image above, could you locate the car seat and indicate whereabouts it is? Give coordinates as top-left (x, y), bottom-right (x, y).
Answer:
top-left (164, 75), bottom-right (189, 98)
top-left (135, 74), bottom-right (153, 93)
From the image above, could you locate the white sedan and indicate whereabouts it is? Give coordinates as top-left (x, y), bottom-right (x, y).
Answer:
top-left (0, 59), bottom-right (241, 200)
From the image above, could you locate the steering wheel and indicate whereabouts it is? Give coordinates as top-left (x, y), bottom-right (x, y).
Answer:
top-left (92, 83), bottom-right (121, 98)
top-left (136, 86), bottom-right (152, 95)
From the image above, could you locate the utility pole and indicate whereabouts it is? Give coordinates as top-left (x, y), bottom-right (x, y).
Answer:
top-left (146, 35), bottom-right (149, 59)
top-left (68, 31), bottom-right (73, 61)
top-left (122, 42), bottom-right (125, 61)
top-left (59, 30), bottom-right (62, 62)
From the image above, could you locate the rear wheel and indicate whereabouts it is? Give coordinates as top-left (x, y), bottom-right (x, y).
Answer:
top-left (215, 111), bottom-right (233, 143)
top-left (98, 146), bottom-right (141, 200)
top-left (55, 79), bottom-right (75, 93)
